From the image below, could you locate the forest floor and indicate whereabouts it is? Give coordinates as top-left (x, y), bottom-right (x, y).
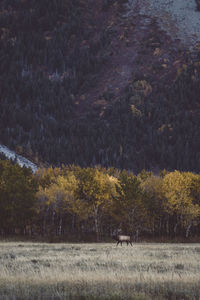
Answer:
top-left (0, 242), bottom-right (200, 299)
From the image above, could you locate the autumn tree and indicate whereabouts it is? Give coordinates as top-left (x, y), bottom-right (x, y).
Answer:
top-left (75, 167), bottom-right (120, 241)
top-left (163, 171), bottom-right (200, 237)
top-left (36, 168), bottom-right (78, 235)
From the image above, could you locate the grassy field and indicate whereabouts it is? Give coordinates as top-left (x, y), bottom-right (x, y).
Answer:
top-left (0, 242), bottom-right (200, 299)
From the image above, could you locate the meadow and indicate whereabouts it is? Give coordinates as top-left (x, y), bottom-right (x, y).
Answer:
top-left (0, 242), bottom-right (200, 299)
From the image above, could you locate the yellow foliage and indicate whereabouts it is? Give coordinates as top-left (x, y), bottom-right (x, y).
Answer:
top-left (130, 104), bottom-right (142, 117)
top-left (162, 171), bottom-right (200, 225)
top-left (153, 47), bottom-right (161, 56)
top-left (132, 80), bottom-right (152, 96)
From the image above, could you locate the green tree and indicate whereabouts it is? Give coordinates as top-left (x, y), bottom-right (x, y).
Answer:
top-left (110, 170), bottom-right (145, 236)
top-left (141, 175), bottom-right (165, 235)
top-left (0, 160), bottom-right (38, 234)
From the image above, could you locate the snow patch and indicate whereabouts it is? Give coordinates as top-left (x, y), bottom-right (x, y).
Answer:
top-left (0, 144), bottom-right (38, 173)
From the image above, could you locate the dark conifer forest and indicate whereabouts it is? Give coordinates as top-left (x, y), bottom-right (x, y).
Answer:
top-left (0, 0), bottom-right (200, 241)
top-left (0, 0), bottom-right (199, 172)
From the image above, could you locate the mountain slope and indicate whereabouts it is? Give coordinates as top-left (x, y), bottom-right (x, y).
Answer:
top-left (0, 0), bottom-right (199, 172)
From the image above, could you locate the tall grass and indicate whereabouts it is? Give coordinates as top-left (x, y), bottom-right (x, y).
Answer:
top-left (0, 242), bottom-right (200, 299)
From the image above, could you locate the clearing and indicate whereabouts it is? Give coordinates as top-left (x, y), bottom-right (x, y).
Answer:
top-left (0, 242), bottom-right (200, 299)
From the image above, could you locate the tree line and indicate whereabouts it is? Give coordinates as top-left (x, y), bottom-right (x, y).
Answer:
top-left (0, 159), bottom-right (200, 241)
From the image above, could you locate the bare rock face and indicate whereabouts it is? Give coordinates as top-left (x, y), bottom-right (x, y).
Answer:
top-left (125, 0), bottom-right (200, 47)
top-left (0, 144), bottom-right (37, 172)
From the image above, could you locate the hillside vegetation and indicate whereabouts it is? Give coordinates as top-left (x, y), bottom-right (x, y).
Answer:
top-left (0, 0), bottom-right (200, 172)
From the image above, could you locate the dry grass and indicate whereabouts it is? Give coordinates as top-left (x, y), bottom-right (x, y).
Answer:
top-left (0, 242), bottom-right (200, 299)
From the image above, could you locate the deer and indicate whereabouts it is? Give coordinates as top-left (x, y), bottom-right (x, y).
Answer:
top-left (113, 234), bottom-right (133, 246)
top-left (112, 229), bottom-right (138, 246)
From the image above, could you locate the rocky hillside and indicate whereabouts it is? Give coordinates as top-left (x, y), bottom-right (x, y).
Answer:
top-left (126, 0), bottom-right (200, 47)
top-left (0, 0), bottom-right (199, 172)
